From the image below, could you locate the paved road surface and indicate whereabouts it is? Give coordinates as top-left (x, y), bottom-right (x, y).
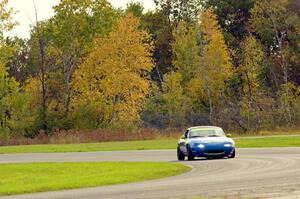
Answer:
top-left (1, 148), bottom-right (300, 199)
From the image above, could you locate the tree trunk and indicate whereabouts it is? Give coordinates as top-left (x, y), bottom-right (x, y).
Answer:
top-left (276, 32), bottom-right (292, 123)
top-left (204, 62), bottom-right (213, 125)
top-left (65, 73), bottom-right (71, 114)
top-left (35, 3), bottom-right (47, 132)
top-left (39, 38), bottom-right (47, 131)
top-left (62, 52), bottom-right (80, 115)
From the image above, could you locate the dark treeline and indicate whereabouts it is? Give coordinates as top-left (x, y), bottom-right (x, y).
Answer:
top-left (0, 0), bottom-right (299, 138)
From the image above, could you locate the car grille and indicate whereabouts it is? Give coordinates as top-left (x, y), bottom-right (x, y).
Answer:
top-left (204, 150), bottom-right (225, 155)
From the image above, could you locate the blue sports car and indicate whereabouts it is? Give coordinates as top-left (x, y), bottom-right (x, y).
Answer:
top-left (177, 126), bottom-right (235, 161)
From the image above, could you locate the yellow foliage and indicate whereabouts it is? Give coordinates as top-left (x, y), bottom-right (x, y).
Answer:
top-left (162, 72), bottom-right (190, 127)
top-left (238, 36), bottom-right (264, 129)
top-left (240, 35), bottom-right (264, 96)
top-left (188, 9), bottom-right (233, 106)
top-left (172, 21), bottom-right (200, 86)
top-left (24, 77), bottom-right (42, 108)
top-left (187, 78), bottom-right (207, 103)
top-left (199, 9), bottom-right (233, 92)
top-left (72, 14), bottom-right (154, 127)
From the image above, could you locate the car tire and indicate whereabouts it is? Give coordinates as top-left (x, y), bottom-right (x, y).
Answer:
top-left (187, 145), bottom-right (195, 161)
top-left (229, 149), bottom-right (235, 158)
top-left (177, 147), bottom-right (185, 161)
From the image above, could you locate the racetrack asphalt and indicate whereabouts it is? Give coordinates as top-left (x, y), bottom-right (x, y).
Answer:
top-left (1, 148), bottom-right (300, 199)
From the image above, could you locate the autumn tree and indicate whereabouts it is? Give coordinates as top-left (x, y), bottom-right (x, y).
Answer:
top-left (49, 0), bottom-right (117, 115)
top-left (172, 21), bottom-right (200, 86)
top-left (72, 14), bottom-right (154, 128)
top-left (239, 35), bottom-right (264, 129)
top-left (197, 9), bottom-right (233, 124)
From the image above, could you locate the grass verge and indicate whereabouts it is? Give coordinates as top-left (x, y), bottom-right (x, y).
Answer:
top-left (0, 162), bottom-right (190, 196)
top-left (1, 135), bottom-right (300, 154)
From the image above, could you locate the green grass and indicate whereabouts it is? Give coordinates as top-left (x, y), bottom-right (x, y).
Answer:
top-left (0, 162), bottom-right (190, 195)
top-left (1, 135), bottom-right (300, 154)
top-left (235, 135), bottom-right (300, 148)
top-left (0, 139), bottom-right (175, 154)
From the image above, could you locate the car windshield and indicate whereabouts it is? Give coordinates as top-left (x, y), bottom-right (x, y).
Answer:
top-left (189, 129), bottom-right (225, 138)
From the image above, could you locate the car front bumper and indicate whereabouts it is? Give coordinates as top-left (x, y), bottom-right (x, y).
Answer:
top-left (191, 143), bottom-right (235, 158)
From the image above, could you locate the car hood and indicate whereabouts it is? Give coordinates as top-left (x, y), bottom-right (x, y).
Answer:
top-left (188, 137), bottom-right (234, 144)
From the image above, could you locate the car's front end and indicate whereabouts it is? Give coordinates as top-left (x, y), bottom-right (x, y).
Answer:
top-left (189, 138), bottom-right (235, 158)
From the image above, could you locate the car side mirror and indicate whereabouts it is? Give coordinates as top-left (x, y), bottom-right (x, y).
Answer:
top-left (226, 134), bottom-right (232, 138)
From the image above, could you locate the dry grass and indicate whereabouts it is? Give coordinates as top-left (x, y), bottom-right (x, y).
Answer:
top-left (1, 127), bottom-right (299, 147)
top-left (0, 129), bottom-right (158, 146)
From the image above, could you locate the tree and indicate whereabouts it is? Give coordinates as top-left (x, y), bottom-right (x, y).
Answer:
top-left (3, 38), bottom-right (29, 84)
top-left (72, 14), bottom-right (154, 128)
top-left (28, 19), bottom-right (55, 132)
top-left (141, 10), bottom-right (174, 86)
top-left (172, 21), bottom-right (200, 86)
top-left (251, 0), bottom-right (300, 123)
top-left (0, 62), bottom-right (19, 136)
top-left (48, 0), bottom-right (117, 115)
top-left (0, 0), bottom-right (17, 64)
top-left (205, 0), bottom-right (255, 47)
top-left (239, 35), bottom-right (264, 129)
top-left (197, 9), bottom-right (233, 124)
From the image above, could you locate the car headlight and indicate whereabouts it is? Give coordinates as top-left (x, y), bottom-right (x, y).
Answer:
top-left (198, 144), bottom-right (205, 148)
top-left (224, 143), bottom-right (232, 147)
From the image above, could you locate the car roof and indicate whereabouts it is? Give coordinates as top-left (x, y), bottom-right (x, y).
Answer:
top-left (187, 126), bottom-right (222, 131)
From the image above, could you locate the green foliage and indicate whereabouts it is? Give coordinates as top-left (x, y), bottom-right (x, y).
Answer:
top-left (140, 10), bottom-right (174, 84)
top-left (250, 0), bottom-right (300, 125)
top-left (279, 83), bottom-right (300, 122)
top-left (125, 2), bottom-right (144, 17)
top-left (0, 62), bottom-right (18, 136)
top-left (205, 0), bottom-right (255, 47)
top-left (0, 63), bottom-right (39, 138)
top-left (251, 0), bottom-right (292, 46)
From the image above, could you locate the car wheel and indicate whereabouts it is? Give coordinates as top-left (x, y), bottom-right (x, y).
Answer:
top-left (177, 147), bottom-right (185, 161)
top-left (187, 145), bottom-right (195, 161)
top-left (229, 149), bottom-right (235, 158)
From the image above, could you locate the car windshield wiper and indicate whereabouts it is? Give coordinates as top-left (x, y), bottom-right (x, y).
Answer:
top-left (208, 135), bottom-right (220, 137)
